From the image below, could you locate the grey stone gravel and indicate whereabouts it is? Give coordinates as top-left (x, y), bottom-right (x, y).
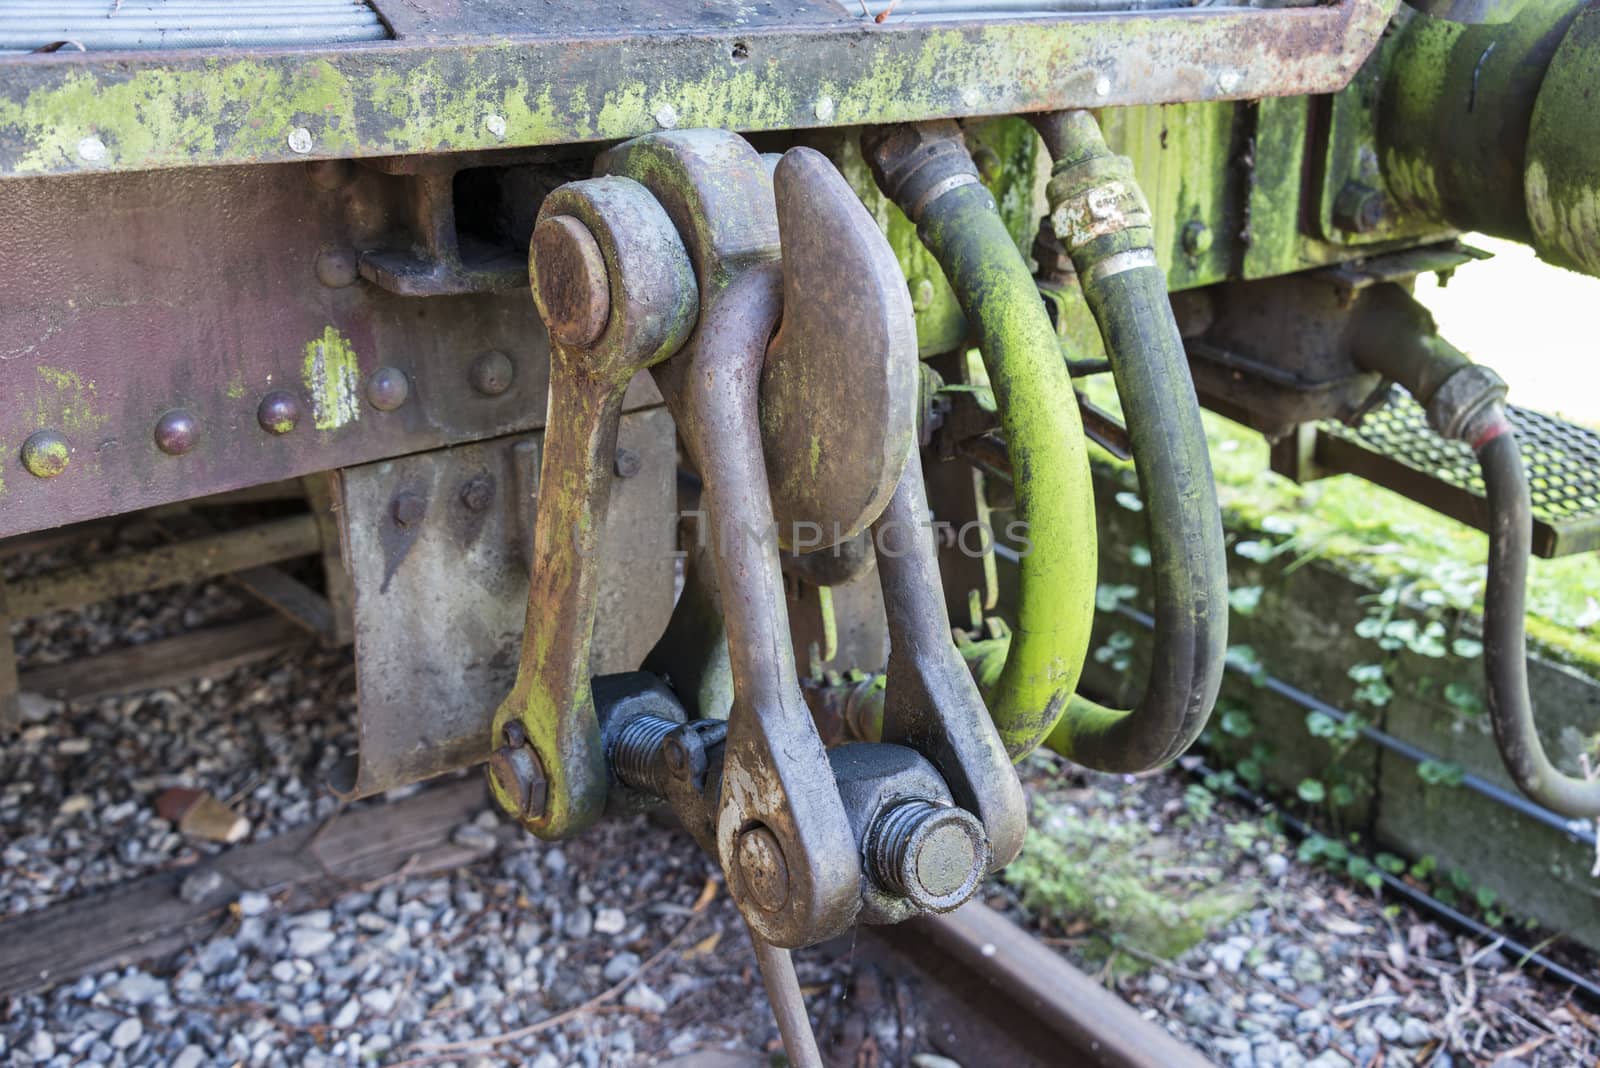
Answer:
top-left (4, 571), bottom-right (1597, 1066)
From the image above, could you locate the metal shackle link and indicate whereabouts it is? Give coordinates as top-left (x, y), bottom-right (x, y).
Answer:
top-left (487, 176), bottom-right (698, 839)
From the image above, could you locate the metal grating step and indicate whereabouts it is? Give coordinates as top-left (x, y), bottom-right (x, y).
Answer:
top-left (1312, 391), bottom-right (1600, 558)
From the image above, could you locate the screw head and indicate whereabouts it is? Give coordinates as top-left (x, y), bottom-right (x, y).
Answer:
top-left (257, 390), bottom-right (302, 435)
top-left (736, 826), bottom-right (791, 914)
top-left (315, 247), bottom-right (359, 289)
top-left (367, 366), bottom-right (410, 411)
top-left (468, 350), bottom-right (516, 396)
top-left (390, 492), bottom-right (426, 528)
top-left (531, 215), bottom-right (611, 348)
top-left (459, 477), bottom-right (494, 513)
top-left (153, 409), bottom-right (199, 456)
top-left (1181, 220), bottom-right (1213, 257)
top-left (19, 430), bottom-right (70, 479)
top-left (613, 447), bottom-right (641, 479)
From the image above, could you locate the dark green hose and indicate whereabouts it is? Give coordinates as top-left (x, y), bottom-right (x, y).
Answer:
top-left (1035, 111), bottom-right (1229, 770)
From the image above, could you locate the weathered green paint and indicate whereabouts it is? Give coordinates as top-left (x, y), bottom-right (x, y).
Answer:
top-left (1526, 2), bottom-right (1600, 276)
top-left (301, 326), bottom-right (362, 431)
top-left (33, 365), bottom-right (105, 435)
top-left (0, 2), bottom-right (1400, 180)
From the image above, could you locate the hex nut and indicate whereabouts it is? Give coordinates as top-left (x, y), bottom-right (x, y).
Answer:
top-left (390, 492), bottom-right (426, 528)
top-left (1333, 182), bottom-right (1386, 235)
top-left (459, 478), bottom-right (495, 513)
top-left (613, 447), bottom-right (642, 479)
top-left (488, 735), bottom-right (549, 820)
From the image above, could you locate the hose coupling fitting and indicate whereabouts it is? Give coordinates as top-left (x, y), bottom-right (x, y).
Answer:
top-left (1045, 150), bottom-right (1153, 263)
top-left (1426, 364), bottom-right (1510, 444)
top-left (861, 121), bottom-right (985, 225)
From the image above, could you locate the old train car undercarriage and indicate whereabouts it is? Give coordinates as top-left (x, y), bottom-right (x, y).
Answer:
top-left (3, 0), bottom-right (1599, 1058)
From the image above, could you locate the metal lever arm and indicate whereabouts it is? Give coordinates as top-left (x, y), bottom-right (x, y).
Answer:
top-left (488, 178), bottom-right (697, 838)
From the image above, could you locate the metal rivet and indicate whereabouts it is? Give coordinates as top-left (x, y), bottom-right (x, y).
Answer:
top-left (367, 366), bottom-right (410, 411)
top-left (736, 826), bottom-right (791, 913)
top-left (909, 276), bottom-right (936, 313)
top-left (613, 447), bottom-right (641, 479)
top-left (20, 430), bottom-right (70, 479)
top-left (76, 136), bottom-right (106, 163)
top-left (153, 409), bottom-right (199, 456)
top-left (287, 127), bottom-right (314, 154)
top-left (460, 478), bottom-right (495, 513)
top-left (653, 103), bottom-right (679, 130)
top-left (814, 96), bottom-right (835, 122)
top-left (1182, 220), bottom-right (1213, 257)
top-left (257, 390), bottom-right (302, 435)
top-left (468, 350), bottom-right (516, 396)
top-left (1094, 76), bottom-right (1112, 97)
top-left (391, 492), bottom-right (426, 528)
top-left (485, 114), bottom-right (508, 139)
top-left (315, 248), bottom-right (359, 289)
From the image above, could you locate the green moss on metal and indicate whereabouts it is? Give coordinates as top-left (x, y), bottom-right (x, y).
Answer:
top-left (34, 365), bottom-right (104, 434)
top-left (0, 3), bottom-right (1401, 178)
top-left (916, 185), bottom-right (1099, 760)
top-left (1525, 5), bottom-right (1600, 276)
top-left (301, 326), bottom-right (361, 431)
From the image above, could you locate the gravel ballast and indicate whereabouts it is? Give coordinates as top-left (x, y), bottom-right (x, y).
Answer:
top-left (3, 571), bottom-right (1598, 1066)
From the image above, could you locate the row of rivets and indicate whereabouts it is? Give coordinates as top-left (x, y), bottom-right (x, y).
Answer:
top-left (17, 353), bottom-right (517, 480)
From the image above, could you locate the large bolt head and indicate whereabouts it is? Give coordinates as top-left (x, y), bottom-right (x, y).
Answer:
top-left (735, 825), bottom-right (791, 914)
top-left (531, 214), bottom-right (611, 348)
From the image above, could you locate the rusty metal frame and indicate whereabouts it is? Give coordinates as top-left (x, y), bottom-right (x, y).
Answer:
top-left (0, 0), bottom-right (1398, 180)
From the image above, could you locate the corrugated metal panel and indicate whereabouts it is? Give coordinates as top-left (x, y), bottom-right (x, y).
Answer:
top-left (0, 0), bottom-right (387, 51)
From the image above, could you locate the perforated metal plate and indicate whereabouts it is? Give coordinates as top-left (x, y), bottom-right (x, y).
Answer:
top-left (1314, 391), bottom-right (1600, 558)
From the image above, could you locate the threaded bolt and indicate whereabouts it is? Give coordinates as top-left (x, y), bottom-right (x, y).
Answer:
top-left (865, 799), bottom-right (990, 913)
top-left (608, 714), bottom-right (679, 797)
